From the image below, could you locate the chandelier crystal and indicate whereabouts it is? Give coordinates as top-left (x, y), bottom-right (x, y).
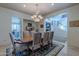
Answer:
top-left (31, 4), bottom-right (43, 22)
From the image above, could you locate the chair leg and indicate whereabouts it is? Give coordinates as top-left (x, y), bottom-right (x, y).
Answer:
top-left (32, 50), bottom-right (35, 56)
top-left (12, 50), bottom-right (16, 56)
top-left (49, 41), bottom-right (53, 47)
top-left (40, 45), bottom-right (43, 51)
top-left (48, 41), bottom-right (51, 47)
top-left (32, 47), bottom-right (35, 56)
top-left (50, 42), bottom-right (53, 47)
top-left (39, 45), bottom-right (44, 55)
top-left (51, 42), bottom-right (53, 47)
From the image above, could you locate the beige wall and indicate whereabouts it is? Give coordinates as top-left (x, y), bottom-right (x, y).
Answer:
top-left (0, 7), bottom-right (31, 47)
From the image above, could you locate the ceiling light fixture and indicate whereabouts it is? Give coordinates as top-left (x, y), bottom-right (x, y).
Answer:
top-left (31, 4), bottom-right (43, 22)
top-left (23, 4), bottom-right (26, 7)
top-left (51, 3), bottom-right (54, 6)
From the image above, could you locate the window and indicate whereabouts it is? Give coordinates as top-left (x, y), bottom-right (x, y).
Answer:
top-left (51, 13), bottom-right (67, 32)
top-left (11, 16), bottom-right (21, 40)
top-left (58, 14), bottom-right (67, 32)
top-left (44, 12), bottom-right (67, 32)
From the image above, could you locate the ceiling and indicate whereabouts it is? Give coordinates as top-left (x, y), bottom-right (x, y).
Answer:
top-left (0, 3), bottom-right (77, 16)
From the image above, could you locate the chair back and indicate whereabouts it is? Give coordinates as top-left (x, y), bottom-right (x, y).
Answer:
top-left (9, 33), bottom-right (16, 50)
top-left (33, 32), bottom-right (42, 45)
top-left (49, 32), bottom-right (54, 41)
top-left (43, 32), bottom-right (49, 45)
top-left (49, 32), bottom-right (54, 46)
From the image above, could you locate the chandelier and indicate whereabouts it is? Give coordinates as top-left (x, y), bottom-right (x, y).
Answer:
top-left (31, 4), bottom-right (43, 22)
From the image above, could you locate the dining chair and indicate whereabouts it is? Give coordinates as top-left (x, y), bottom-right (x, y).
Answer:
top-left (29, 32), bottom-right (42, 55)
top-left (9, 32), bottom-right (27, 56)
top-left (49, 32), bottom-right (54, 47)
top-left (42, 32), bottom-right (49, 47)
top-left (9, 32), bottom-right (16, 55)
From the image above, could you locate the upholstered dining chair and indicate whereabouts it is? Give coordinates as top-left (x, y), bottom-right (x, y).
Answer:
top-left (9, 32), bottom-right (27, 56)
top-left (9, 32), bottom-right (17, 55)
top-left (42, 32), bottom-right (49, 47)
top-left (49, 32), bottom-right (54, 47)
top-left (29, 32), bottom-right (42, 55)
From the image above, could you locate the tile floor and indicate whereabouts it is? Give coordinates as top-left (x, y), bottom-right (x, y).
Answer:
top-left (56, 41), bottom-right (79, 56)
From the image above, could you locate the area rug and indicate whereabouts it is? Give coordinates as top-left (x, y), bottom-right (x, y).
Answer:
top-left (46, 43), bottom-right (64, 56)
top-left (29, 43), bottom-right (64, 56)
top-left (6, 43), bottom-right (64, 56)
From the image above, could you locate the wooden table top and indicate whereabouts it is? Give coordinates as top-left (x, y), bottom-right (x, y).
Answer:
top-left (22, 34), bottom-right (33, 42)
top-left (22, 39), bottom-right (33, 42)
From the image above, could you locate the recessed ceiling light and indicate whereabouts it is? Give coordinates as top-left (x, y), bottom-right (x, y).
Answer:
top-left (23, 4), bottom-right (26, 7)
top-left (51, 3), bottom-right (54, 6)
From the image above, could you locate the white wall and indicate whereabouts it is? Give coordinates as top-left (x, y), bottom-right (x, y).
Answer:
top-left (54, 27), bottom-right (67, 38)
top-left (68, 4), bottom-right (79, 48)
top-left (0, 7), bottom-right (31, 47)
top-left (46, 4), bottom-right (79, 48)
